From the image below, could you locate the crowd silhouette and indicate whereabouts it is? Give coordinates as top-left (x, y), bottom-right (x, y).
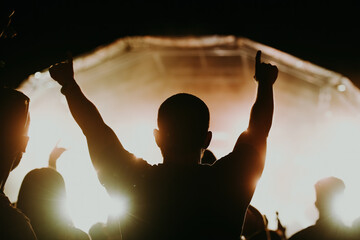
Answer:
top-left (46, 49), bottom-right (276, 240)
top-left (15, 146), bottom-right (89, 240)
top-left (16, 167), bottom-right (90, 240)
top-left (1, 48), bottom-right (360, 240)
top-left (288, 176), bottom-right (353, 240)
top-left (0, 87), bottom-right (37, 239)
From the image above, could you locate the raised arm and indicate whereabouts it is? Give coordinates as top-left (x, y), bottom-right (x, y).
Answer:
top-left (49, 54), bottom-right (147, 191)
top-left (232, 50), bottom-right (278, 178)
top-left (234, 50), bottom-right (277, 150)
top-left (49, 54), bottom-right (110, 142)
top-left (48, 143), bottom-right (66, 170)
top-left (212, 51), bottom-right (277, 206)
top-left (249, 51), bottom-right (277, 137)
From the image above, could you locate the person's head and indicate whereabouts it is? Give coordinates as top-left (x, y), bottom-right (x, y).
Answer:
top-left (242, 205), bottom-right (267, 239)
top-left (314, 176), bottom-right (345, 218)
top-left (89, 222), bottom-right (109, 240)
top-left (0, 87), bottom-right (30, 187)
top-left (16, 167), bottom-right (71, 231)
top-left (154, 93), bottom-right (212, 164)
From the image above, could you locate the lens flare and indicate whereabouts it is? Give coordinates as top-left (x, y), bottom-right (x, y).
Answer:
top-left (11, 36), bottom-right (360, 237)
top-left (107, 195), bottom-right (129, 218)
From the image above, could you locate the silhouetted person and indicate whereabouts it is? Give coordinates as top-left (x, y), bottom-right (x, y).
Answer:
top-left (16, 167), bottom-right (89, 240)
top-left (88, 222), bottom-right (109, 240)
top-left (201, 151), bottom-right (282, 240)
top-left (201, 149), bottom-right (217, 165)
top-left (0, 87), bottom-right (37, 239)
top-left (88, 215), bottom-right (123, 240)
top-left (274, 211), bottom-right (287, 240)
top-left (242, 205), bottom-right (269, 240)
top-left (49, 50), bottom-right (277, 239)
top-left (288, 176), bottom-right (352, 240)
top-left (242, 206), bottom-right (285, 240)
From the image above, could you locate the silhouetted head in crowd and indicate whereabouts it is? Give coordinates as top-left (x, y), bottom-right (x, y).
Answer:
top-left (154, 93), bottom-right (212, 164)
top-left (314, 176), bottom-right (345, 221)
top-left (89, 222), bottom-right (108, 240)
top-left (16, 167), bottom-right (73, 238)
top-left (0, 87), bottom-right (30, 191)
top-left (242, 205), bottom-right (267, 239)
top-left (242, 206), bottom-right (285, 240)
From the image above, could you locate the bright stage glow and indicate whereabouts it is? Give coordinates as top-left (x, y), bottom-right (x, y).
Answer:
top-left (34, 72), bottom-right (42, 79)
top-left (250, 115), bottom-right (360, 235)
top-left (9, 94), bottom-right (360, 236)
top-left (332, 192), bottom-right (359, 227)
top-left (107, 195), bottom-right (129, 218)
top-left (9, 37), bottom-right (360, 238)
top-left (337, 84), bottom-right (346, 92)
top-left (5, 94), bottom-right (132, 232)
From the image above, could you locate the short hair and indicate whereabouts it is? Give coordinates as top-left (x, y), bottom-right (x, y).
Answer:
top-left (16, 168), bottom-right (67, 219)
top-left (157, 93), bottom-right (210, 150)
top-left (315, 176), bottom-right (345, 203)
top-left (0, 87), bottom-right (30, 138)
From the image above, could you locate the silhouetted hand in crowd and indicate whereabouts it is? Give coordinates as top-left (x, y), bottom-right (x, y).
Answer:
top-left (288, 176), bottom-right (352, 240)
top-left (49, 53), bottom-right (75, 87)
top-left (48, 143), bottom-right (66, 170)
top-left (254, 50), bottom-right (278, 85)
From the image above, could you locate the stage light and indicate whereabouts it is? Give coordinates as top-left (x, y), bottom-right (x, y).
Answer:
top-left (34, 72), bottom-right (42, 79)
top-left (12, 36), bottom-right (360, 237)
top-left (107, 195), bottom-right (129, 218)
top-left (332, 191), bottom-right (359, 227)
top-left (337, 84), bottom-right (346, 92)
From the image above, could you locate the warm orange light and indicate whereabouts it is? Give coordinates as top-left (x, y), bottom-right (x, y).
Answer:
top-left (10, 36), bottom-right (360, 237)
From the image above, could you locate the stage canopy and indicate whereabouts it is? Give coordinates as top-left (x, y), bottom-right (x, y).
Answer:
top-left (8, 36), bottom-right (360, 237)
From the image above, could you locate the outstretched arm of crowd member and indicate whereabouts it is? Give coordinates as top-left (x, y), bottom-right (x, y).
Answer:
top-left (233, 50), bottom-right (278, 185)
top-left (238, 50), bottom-right (277, 144)
top-left (248, 50), bottom-right (277, 140)
top-left (48, 143), bottom-right (66, 170)
top-left (49, 54), bottom-right (143, 189)
top-left (49, 54), bottom-right (108, 140)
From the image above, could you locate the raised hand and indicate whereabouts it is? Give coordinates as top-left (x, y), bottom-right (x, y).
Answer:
top-left (48, 142), bottom-right (66, 169)
top-left (254, 50), bottom-right (278, 85)
top-left (49, 52), bottom-right (75, 86)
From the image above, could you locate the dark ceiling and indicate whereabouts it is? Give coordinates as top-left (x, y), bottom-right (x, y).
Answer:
top-left (1, 0), bottom-right (360, 89)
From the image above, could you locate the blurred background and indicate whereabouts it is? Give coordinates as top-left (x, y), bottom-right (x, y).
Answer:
top-left (6, 36), bottom-right (360, 237)
top-left (1, 1), bottom-right (360, 238)
top-left (1, 0), bottom-right (360, 88)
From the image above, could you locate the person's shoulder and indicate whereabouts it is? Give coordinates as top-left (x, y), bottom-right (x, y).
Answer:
top-left (0, 194), bottom-right (37, 239)
top-left (213, 145), bottom-right (260, 167)
top-left (69, 227), bottom-right (91, 240)
top-left (0, 193), bottom-right (27, 223)
top-left (234, 141), bottom-right (260, 156)
top-left (288, 225), bottom-right (316, 240)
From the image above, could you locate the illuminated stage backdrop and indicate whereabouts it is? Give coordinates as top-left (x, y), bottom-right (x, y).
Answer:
top-left (8, 36), bottom-right (360, 237)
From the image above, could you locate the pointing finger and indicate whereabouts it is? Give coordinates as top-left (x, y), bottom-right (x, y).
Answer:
top-left (255, 50), bottom-right (261, 76)
top-left (66, 51), bottom-right (73, 66)
top-left (256, 50), bottom-right (261, 66)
